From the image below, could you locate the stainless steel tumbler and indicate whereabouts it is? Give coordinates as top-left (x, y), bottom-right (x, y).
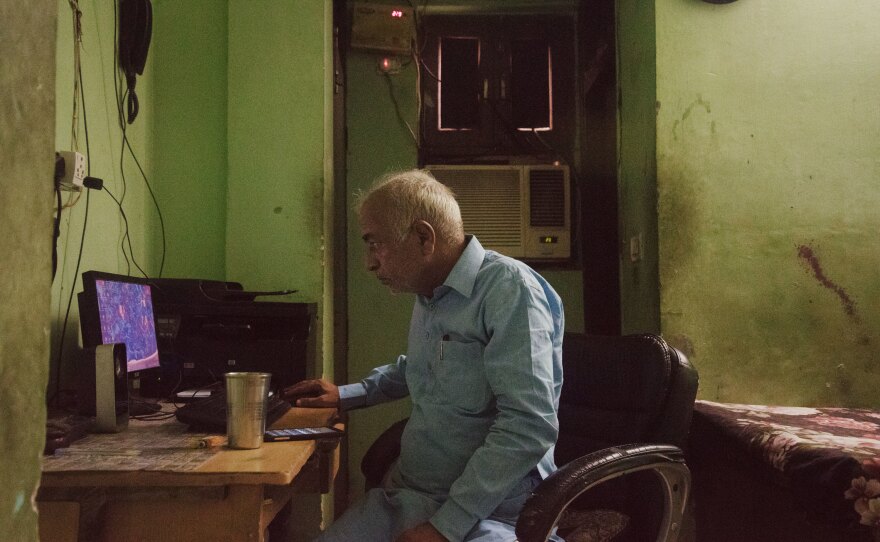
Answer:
top-left (225, 372), bottom-right (271, 449)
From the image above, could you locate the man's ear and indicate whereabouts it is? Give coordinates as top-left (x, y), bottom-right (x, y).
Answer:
top-left (412, 220), bottom-right (436, 255)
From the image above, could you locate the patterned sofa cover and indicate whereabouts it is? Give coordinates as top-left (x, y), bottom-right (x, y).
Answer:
top-left (688, 400), bottom-right (879, 542)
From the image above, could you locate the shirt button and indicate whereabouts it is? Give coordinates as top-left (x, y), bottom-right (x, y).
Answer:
top-left (429, 303), bottom-right (435, 310)
top-left (425, 332), bottom-right (430, 339)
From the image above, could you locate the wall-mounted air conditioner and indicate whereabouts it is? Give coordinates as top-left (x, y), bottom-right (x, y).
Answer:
top-left (426, 164), bottom-right (571, 260)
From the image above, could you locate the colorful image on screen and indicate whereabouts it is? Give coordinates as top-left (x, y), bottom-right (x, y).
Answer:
top-left (95, 279), bottom-right (160, 373)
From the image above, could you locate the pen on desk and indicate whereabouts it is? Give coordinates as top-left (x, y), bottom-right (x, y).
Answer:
top-left (196, 436), bottom-right (227, 449)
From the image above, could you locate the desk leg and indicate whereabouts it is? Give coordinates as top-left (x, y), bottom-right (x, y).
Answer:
top-left (269, 442), bottom-right (340, 541)
top-left (229, 485), bottom-right (268, 540)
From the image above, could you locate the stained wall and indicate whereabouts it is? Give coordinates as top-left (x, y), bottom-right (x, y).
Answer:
top-left (655, 0), bottom-right (880, 406)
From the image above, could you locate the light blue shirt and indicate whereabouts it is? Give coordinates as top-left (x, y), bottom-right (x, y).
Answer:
top-left (339, 236), bottom-right (564, 541)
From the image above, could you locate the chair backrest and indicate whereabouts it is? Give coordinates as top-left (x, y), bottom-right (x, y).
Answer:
top-left (554, 333), bottom-right (699, 467)
top-left (549, 333), bottom-right (698, 540)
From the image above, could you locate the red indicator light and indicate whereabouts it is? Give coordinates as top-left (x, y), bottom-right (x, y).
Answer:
top-left (391, 10), bottom-right (403, 18)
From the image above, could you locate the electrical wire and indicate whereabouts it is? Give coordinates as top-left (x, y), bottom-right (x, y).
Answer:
top-left (113, 0), bottom-right (167, 277)
top-left (117, 92), bottom-right (130, 205)
top-left (122, 133), bottom-right (166, 277)
top-left (406, 0), bottom-right (430, 58)
top-left (51, 59), bottom-right (93, 408)
top-left (103, 185), bottom-right (150, 279)
top-left (110, 3), bottom-right (133, 276)
top-left (52, 0), bottom-right (82, 282)
top-left (384, 73), bottom-right (418, 144)
top-left (69, 0), bottom-right (82, 151)
top-left (61, 0), bottom-right (85, 211)
top-left (112, 2), bottom-right (129, 205)
top-left (407, 0), bottom-right (432, 152)
top-left (414, 51), bottom-right (424, 151)
top-left (52, 187), bottom-right (62, 280)
top-left (50, 1), bottom-right (90, 405)
top-left (50, 0), bottom-right (167, 406)
top-left (113, 138), bottom-right (133, 275)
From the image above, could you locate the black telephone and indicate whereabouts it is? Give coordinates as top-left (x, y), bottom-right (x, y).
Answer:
top-left (118, 0), bottom-right (152, 124)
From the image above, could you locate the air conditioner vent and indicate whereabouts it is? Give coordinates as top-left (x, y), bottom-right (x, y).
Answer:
top-left (426, 164), bottom-right (570, 259)
top-left (529, 169), bottom-right (566, 227)
top-left (434, 168), bottom-right (522, 247)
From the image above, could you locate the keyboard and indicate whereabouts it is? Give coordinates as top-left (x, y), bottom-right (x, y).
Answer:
top-left (175, 389), bottom-right (292, 432)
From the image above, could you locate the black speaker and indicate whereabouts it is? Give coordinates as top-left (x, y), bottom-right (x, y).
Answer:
top-left (78, 343), bottom-right (129, 432)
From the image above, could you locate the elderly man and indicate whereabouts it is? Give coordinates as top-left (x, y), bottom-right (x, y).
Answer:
top-left (284, 169), bottom-right (564, 542)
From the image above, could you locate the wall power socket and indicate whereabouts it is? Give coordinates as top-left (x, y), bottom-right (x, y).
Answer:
top-left (57, 150), bottom-right (85, 191)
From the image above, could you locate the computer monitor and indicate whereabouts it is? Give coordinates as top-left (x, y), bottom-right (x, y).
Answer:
top-left (78, 271), bottom-right (161, 376)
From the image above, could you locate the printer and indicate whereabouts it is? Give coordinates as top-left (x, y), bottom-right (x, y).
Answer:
top-left (142, 277), bottom-right (316, 396)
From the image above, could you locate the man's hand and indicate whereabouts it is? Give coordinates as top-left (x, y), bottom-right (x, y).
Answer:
top-left (396, 523), bottom-right (448, 542)
top-left (281, 379), bottom-right (340, 408)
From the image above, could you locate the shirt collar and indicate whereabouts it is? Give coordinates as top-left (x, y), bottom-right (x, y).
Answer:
top-left (440, 235), bottom-right (485, 299)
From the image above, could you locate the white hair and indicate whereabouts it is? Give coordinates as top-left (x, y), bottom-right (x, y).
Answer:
top-left (355, 169), bottom-right (464, 244)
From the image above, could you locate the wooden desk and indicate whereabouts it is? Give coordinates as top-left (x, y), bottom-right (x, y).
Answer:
top-left (38, 408), bottom-right (339, 542)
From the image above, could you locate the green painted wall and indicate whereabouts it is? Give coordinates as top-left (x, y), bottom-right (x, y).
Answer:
top-left (656, 0), bottom-right (880, 407)
top-left (150, 0), bottom-right (228, 280)
top-left (0, 5), bottom-right (55, 540)
top-left (150, 0), bottom-right (331, 328)
top-left (616, 0), bottom-right (659, 334)
top-left (226, 2), bottom-right (328, 304)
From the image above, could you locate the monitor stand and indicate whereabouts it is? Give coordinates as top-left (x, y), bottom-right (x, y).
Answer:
top-left (128, 374), bottom-right (162, 416)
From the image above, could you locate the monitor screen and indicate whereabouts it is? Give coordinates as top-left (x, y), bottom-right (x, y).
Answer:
top-left (78, 271), bottom-right (160, 374)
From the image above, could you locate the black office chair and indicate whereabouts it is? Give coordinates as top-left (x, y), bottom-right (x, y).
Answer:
top-left (361, 333), bottom-right (699, 542)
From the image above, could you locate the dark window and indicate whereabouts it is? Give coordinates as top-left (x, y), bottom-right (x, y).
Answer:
top-left (419, 14), bottom-right (575, 163)
top-left (439, 37), bottom-right (481, 130)
top-left (510, 39), bottom-right (551, 130)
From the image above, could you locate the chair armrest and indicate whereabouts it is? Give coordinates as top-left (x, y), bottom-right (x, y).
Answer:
top-left (515, 443), bottom-right (691, 542)
top-left (360, 418), bottom-right (408, 490)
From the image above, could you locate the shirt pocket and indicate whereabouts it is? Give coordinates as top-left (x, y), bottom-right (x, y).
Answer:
top-left (432, 339), bottom-right (491, 413)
